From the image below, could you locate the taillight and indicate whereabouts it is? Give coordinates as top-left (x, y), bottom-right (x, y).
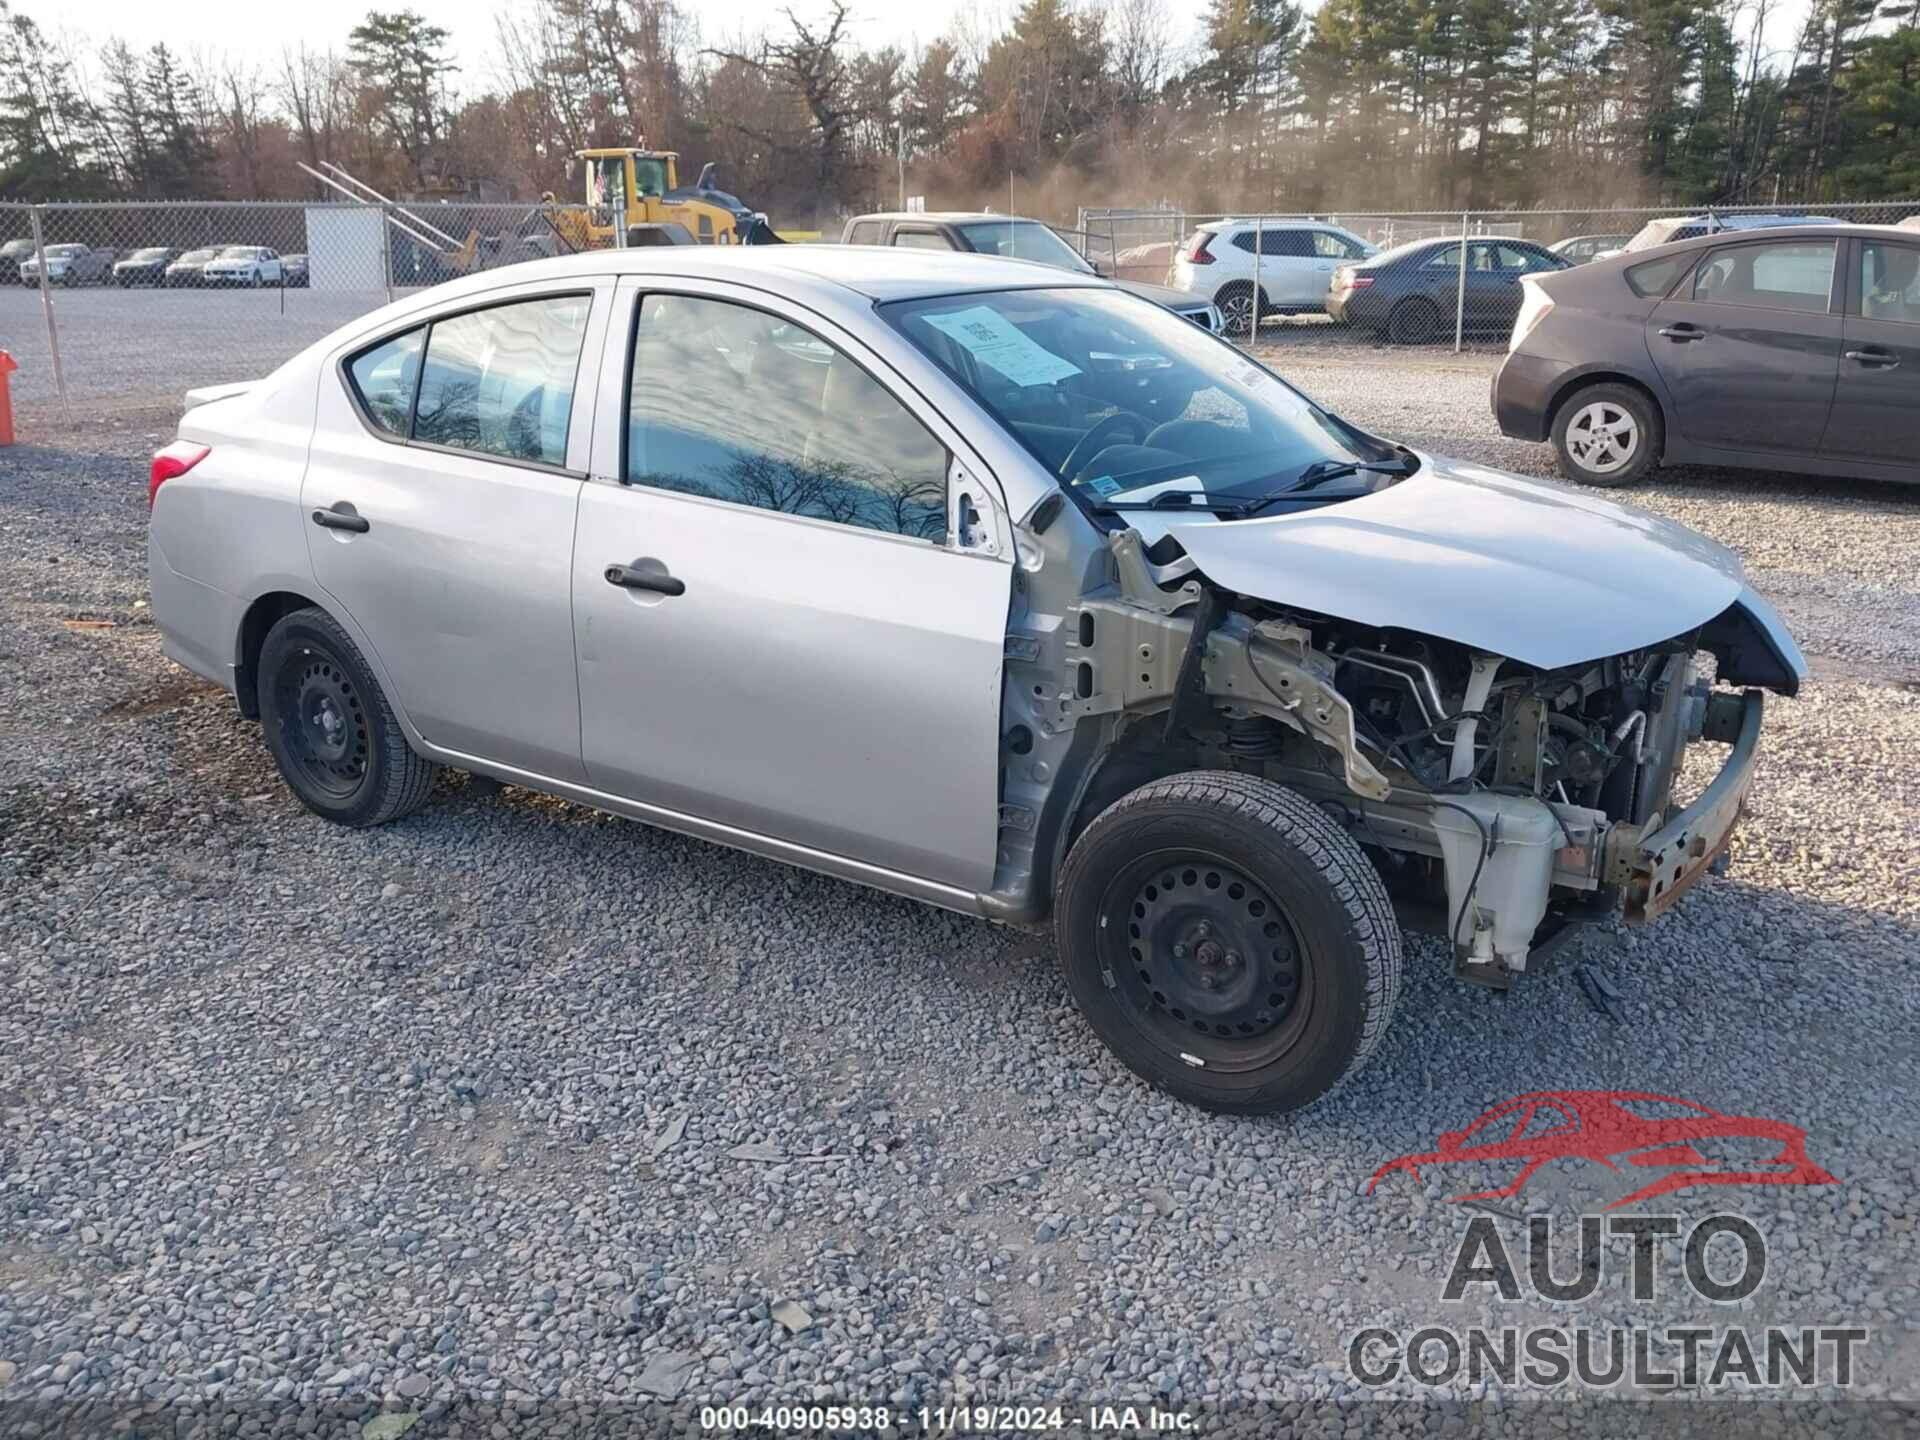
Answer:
top-left (1509, 279), bottom-right (1556, 353)
top-left (149, 441), bottom-right (209, 508)
top-left (1189, 235), bottom-right (1216, 265)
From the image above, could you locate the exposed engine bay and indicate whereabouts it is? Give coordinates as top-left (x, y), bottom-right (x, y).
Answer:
top-left (990, 519), bottom-right (1788, 986)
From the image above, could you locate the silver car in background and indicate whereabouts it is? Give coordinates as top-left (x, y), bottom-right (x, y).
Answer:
top-left (147, 247), bottom-right (1804, 1115)
top-left (19, 243), bottom-right (116, 285)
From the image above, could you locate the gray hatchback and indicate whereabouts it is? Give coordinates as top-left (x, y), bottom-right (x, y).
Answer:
top-left (1494, 223), bottom-right (1920, 487)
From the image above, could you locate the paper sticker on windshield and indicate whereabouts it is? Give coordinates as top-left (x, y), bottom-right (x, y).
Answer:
top-left (923, 306), bottom-right (1081, 387)
top-left (1085, 475), bottom-right (1121, 497)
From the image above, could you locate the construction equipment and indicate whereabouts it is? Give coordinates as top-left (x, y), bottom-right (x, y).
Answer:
top-left (565, 147), bottom-right (766, 249)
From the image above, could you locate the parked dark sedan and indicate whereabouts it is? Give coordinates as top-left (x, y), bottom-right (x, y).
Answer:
top-left (1326, 236), bottom-right (1570, 343)
top-left (114, 247), bottom-right (178, 286)
top-left (1493, 224), bottom-right (1920, 487)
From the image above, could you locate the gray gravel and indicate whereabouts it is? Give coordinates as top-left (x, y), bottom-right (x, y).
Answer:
top-left (2, 338), bottom-right (1917, 1433)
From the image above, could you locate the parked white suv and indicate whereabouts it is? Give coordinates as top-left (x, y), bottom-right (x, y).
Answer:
top-left (201, 246), bottom-right (284, 287)
top-left (1168, 220), bottom-right (1375, 333)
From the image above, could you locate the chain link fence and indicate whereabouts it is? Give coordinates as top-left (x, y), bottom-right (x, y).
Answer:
top-left (5, 196), bottom-right (1920, 431)
top-left (0, 198), bottom-right (618, 425)
top-left (1077, 200), bottom-right (1920, 348)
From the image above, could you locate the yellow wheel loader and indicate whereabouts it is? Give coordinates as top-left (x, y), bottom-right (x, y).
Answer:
top-left (559, 147), bottom-right (776, 249)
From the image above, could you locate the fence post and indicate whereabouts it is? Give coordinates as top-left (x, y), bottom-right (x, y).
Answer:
top-left (28, 206), bottom-right (69, 421)
top-left (1251, 215), bottom-right (1262, 345)
top-left (1454, 210), bottom-right (1469, 355)
top-left (381, 203), bottom-right (395, 305)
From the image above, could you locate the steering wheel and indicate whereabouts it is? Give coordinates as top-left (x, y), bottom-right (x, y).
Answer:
top-left (1057, 411), bottom-right (1150, 481)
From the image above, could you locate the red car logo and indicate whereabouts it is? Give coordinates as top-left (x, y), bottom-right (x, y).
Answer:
top-left (1368, 1091), bottom-right (1837, 1211)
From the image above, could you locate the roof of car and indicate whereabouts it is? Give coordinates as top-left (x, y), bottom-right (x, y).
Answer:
top-left (1604, 220), bottom-right (1918, 265)
top-left (848, 212), bottom-right (1049, 226)
top-left (1201, 217), bottom-right (1350, 231)
top-left (406, 243), bottom-right (1112, 307)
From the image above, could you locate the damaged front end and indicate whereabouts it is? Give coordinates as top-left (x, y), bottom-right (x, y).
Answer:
top-left (992, 516), bottom-right (1799, 987)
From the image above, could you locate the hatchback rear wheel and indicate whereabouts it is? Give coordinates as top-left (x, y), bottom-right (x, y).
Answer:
top-left (1551, 382), bottom-right (1662, 487)
top-left (257, 607), bottom-right (439, 827)
top-left (1055, 772), bottom-right (1402, 1115)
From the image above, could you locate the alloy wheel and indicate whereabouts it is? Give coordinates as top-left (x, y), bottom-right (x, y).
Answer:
top-left (1564, 400), bottom-right (1639, 476)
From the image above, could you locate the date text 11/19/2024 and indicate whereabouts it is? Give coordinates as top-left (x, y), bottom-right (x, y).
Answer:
top-left (699, 1403), bottom-right (1197, 1432)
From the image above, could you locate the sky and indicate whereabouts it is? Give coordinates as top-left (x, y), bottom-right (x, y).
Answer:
top-left (27, 0), bottom-right (1204, 93)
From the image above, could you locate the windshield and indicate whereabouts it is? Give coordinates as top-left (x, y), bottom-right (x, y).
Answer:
top-left (634, 156), bottom-right (669, 197)
top-left (132, 248), bottom-right (169, 261)
top-left (882, 287), bottom-right (1404, 516)
top-left (47, 245), bottom-right (84, 257)
top-left (180, 249), bottom-right (216, 263)
top-left (957, 221), bottom-right (1095, 275)
top-left (218, 246), bottom-right (257, 258)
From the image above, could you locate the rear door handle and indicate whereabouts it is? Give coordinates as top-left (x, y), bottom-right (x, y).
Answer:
top-left (604, 561), bottom-right (685, 597)
top-left (1844, 348), bottom-right (1899, 368)
top-left (311, 502), bottom-right (370, 533)
top-left (1658, 324), bottom-right (1706, 342)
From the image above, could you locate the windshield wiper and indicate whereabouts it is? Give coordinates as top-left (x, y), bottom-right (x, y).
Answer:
top-left (1092, 490), bottom-right (1259, 516)
top-left (1288, 456), bottom-right (1419, 493)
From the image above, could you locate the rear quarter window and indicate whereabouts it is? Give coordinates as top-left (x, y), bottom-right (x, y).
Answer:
top-left (1625, 255), bottom-right (1690, 298)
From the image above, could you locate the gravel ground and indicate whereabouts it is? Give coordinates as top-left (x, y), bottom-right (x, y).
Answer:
top-left (2, 339), bottom-right (1917, 1436)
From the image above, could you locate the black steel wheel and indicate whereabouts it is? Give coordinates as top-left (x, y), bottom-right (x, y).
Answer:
top-left (1387, 298), bottom-right (1442, 345)
top-left (1056, 772), bottom-right (1402, 1115)
top-left (1116, 857), bottom-right (1314, 1068)
top-left (257, 607), bottom-right (439, 827)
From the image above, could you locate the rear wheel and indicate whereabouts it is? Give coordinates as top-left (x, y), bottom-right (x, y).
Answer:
top-left (257, 607), bottom-right (439, 827)
top-left (1387, 298), bottom-right (1442, 344)
top-left (1551, 382), bottom-right (1662, 488)
top-left (1055, 772), bottom-right (1402, 1115)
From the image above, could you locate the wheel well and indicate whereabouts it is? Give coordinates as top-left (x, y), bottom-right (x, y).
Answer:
top-left (234, 591), bottom-right (318, 719)
top-left (1546, 372), bottom-right (1666, 449)
top-left (1058, 723), bottom-right (1202, 872)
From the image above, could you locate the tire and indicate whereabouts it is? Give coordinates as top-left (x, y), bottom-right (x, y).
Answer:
top-left (1551, 382), bottom-right (1663, 488)
top-left (1055, 771), bottom-right (1403, 1115)
top-left (1215, 282), bottom-right (1264, 338)
top-left (257, 607), bottom-right (439, 828)
top-left (251, 270), bottom-right (262, 288)
top-left (1386, 298), bottom-right (1441, 344)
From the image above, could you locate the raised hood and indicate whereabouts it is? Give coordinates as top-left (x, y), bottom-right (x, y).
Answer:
top-left (1161, 456), bottom-right (1755, 670)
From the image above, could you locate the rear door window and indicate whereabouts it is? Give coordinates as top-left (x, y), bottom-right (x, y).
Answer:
top-left (411, 295), bottom-right (592, 465)
top-left (1858, 241), bottom-right (1920, 323)
top-left (894, 229), bottom-right (957, 251)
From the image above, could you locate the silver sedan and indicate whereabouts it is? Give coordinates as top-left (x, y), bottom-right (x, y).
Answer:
top-left (147, 247), bottom-right (1804, 1115)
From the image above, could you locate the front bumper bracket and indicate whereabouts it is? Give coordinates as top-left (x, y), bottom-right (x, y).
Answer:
top-left (1622, 689), bottom-right (1764, 924)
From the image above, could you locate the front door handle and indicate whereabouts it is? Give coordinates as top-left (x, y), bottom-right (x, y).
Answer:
top-left (311, 502), bottom-right (370, 533)
top-left (1844, 348), bottom-right (1899, 369)
top-left (1658, 324), bottom-right (1706, 342)
top-left (604, 560), bottom-right (685, 597)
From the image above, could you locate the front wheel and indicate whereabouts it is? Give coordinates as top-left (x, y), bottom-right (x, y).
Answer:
top-left (1215, 282), bottom-right (1264, 338)
top-left (1551, 382), bottom-right (1663, 487)
top-left (257, 607), bottom-right (440, 827)
top-left (1055, 772), bottom-right (1403, 1115)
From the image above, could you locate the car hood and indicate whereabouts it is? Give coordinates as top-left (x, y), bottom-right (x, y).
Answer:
top-left (1157, 454), bottom-right (1754, 669)
top-left (1117, 278), bottom-right (1209, 311)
